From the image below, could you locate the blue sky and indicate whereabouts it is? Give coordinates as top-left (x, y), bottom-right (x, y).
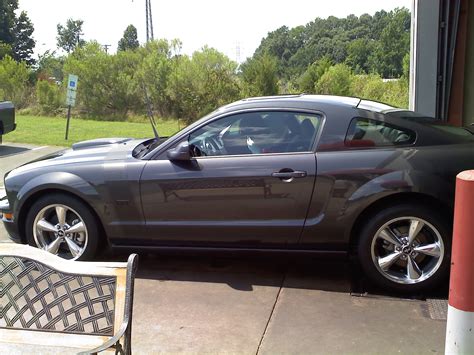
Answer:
top-left (19, 0), bottom-right (411, 61)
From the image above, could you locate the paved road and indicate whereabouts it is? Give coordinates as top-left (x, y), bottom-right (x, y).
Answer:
top-left (0, 142), bottom-right (448, 354)
top-left (0, 142), bottom-right (64, 243)
top-left (0, 142), bottom-right (64, 195)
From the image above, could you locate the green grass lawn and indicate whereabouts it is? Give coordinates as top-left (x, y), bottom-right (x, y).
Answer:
top-left (4, 115), bottom-right (183, 147)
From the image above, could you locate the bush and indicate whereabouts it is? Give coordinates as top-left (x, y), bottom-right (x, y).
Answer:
top-left (60, 41), bottom-right (241, 123)
top-left (24, 40), bottom-right (409, 122)
top-left (297, 56), bottom-right (332, 93)
top-left (350, 73), bottom-right (409, 108)
top-left (168, 46), bottom-right (241, 122)
top-left (63, 41), bottom-right (143, 120)
top-left (351, 74), bottom-right (385, 102)
top-left (138, 40), bottom-right (174, 117)
top-left (381, 79), bottom-right (409, 108)
top-left (316, 64), bottom-right (353, 96)
top-left (36, 80), bottom-right (62, 114)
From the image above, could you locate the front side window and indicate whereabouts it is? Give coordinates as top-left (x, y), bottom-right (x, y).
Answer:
top-left (345, 118), bottom-right (416, 148)
top-left (188, 111), bottom-right (321, 157)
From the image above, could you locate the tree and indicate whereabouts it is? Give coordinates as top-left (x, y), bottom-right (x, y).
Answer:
top-left (118, 25), bottom-right (139, 51)
top-left (12, 11), bottom-right (35, 65)
top-left (368, 8), bottom-right (410, 78)
top-left (0, 1), bottom-right (35, 65)
top-left (250, 8), bottom-right (410, 87)
top-left (0, 42), bottom-right (12, 60)
top-left (345, 38), bottom-right (373, 74)
top-left (240, 52), bottom-right (279, 97)
top-left (36, 50), bottom-right (64, 82)
top-left (57, 19), bottom-right (85, 53)
top-left (0, 0), bottom-right (18, 45)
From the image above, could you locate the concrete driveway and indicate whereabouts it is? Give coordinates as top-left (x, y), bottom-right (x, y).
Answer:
top-left (0, 142), bottom-right (65, 241)
top-left (0, 142), bottom-right (448, 354)
top-left (129, 255), bottom-right (447, 354)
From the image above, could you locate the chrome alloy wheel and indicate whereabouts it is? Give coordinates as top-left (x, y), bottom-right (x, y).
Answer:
top-left (370, 217), bottom-right (444, 284)
top-left (32, 204), bottom-right (88, 260)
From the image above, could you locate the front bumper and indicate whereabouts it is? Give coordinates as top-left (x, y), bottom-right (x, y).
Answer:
top-left (0, 197), bottom-right (23, 244)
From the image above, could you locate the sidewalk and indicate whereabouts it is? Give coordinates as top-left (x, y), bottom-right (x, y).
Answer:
top-left (130, 255), bottom-right (447, 354)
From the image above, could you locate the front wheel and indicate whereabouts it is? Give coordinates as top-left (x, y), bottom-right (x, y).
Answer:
top-left (25, 194), bottom-right (100, 260)
top-left (357, 204), bottom-right (450, 294)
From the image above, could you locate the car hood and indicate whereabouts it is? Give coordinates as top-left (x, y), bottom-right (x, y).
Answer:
top-left (7, 137), bottom-right (147, 177)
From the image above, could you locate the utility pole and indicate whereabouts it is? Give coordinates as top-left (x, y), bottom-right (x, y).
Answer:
top-left (103, 44), bottom-right (111, 54)
top-left (132, 0), bottom-right (155, 43)
top-left (145, 0), bottom-right (154, 42)
top-left (236, 41), bottom-right (241, 63)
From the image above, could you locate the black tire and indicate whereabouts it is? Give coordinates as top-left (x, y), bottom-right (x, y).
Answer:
top-left (25, 193), bottom-right (100, 260)
top-left (357, 204), bottom-right (451, 294)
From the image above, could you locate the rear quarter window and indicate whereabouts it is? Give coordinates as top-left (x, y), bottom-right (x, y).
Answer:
top-left (345, 118), bottom-right (416, 148)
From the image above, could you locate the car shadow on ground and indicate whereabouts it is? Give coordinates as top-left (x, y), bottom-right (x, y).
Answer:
top-left (102, 250), bottom-right (358, 294)
top-left (102, 249), bottom-right (448, 299)
top-left (0, 145), bottom-right (30, 158)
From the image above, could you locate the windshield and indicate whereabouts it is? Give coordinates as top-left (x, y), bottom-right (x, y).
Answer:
top-left (133, 137), bottom-right (168, 159)
top-left (140, 108), bottom-right (225, 159)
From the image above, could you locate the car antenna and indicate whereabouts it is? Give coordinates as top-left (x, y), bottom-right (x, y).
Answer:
top-left (142, 81), bottom-right (159, 140)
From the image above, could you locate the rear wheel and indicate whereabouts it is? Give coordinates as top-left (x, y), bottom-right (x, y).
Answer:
top-left (25, 194), bottom-right (100, 260)
top-left (357, 204), bottom-right (450, 293)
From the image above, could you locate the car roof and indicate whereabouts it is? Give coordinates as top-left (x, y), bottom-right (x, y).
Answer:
top-left (218, 94), bottom-right (396, 115)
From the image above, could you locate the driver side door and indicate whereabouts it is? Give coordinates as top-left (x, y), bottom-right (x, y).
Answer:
top-left (139, 110), bottom-right (320, 248)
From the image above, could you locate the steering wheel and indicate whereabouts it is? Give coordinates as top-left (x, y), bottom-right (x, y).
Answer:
top-left (200, 136), bottom-right (221, 156)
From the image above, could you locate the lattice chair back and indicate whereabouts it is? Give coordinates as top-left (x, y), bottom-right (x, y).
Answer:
top-left (0, 244), bottom-right (138, 355)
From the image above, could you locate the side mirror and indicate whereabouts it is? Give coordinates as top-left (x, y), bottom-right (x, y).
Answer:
top-left (167, 141), bottom-right (191, 161)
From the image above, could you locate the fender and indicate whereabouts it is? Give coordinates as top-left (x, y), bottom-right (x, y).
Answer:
top-left (14, 172), bottom-right (102, 217)
top-left (342, 169), bottom-right (454, 241)
top-left (300, 167), bottom-right (454, 248)
top-left (347, 169), bottom-right (453, 208)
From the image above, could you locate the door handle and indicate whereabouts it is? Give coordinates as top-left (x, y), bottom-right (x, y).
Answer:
top-left (271, 170), bottom-right (307, 179)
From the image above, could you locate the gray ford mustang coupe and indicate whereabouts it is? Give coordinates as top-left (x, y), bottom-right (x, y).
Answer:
top-left (2, 95), bottom-right (474, 293)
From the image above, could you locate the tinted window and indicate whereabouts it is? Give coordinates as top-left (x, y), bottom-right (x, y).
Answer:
top-left (188, 111), bottom-right (321, 157)
top-left (345, 118), bottom-right (415, 148)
